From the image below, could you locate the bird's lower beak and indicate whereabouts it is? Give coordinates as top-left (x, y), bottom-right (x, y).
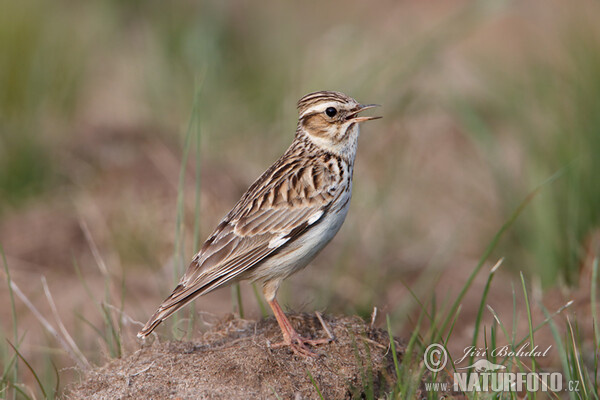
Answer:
top-left (347, 104), bottom-right (382, 123)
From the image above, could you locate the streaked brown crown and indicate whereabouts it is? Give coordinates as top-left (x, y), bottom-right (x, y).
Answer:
top-left (297, 91), bottom-right (355, 116)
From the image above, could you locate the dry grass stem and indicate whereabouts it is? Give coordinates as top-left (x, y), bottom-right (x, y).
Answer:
top-left (9, 279), bottom-right (91, 370)
top-left (41, 276), bottom-right (91, 370)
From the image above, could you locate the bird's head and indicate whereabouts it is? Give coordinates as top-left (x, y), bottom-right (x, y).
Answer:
top-left (296, 91), bottom-right (380, 158)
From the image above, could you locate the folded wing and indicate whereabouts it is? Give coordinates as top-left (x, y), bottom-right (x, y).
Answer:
top-left (138, 157), bottom-right (338, 337)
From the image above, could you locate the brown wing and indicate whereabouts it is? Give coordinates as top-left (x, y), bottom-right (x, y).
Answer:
top-left (138, 154), bottom-right (340, 337)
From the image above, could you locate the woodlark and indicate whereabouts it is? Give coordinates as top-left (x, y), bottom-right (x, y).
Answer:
top-left (138, 90), bottom-right (380, 356)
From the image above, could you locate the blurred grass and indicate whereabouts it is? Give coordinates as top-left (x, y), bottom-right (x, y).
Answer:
top-left (452, 19), bottom-right (600, 287)
top-left (0, 0), bottom-right (87, 213)
top-left (0, 134), bottom-right (52, 213)
top-left (1, 0), bottom-right (600, 398)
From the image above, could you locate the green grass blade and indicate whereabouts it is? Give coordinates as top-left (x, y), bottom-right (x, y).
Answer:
top-left (591, 257), bottom-right (599, 347)
top-left (12, 385), bottom-right (32, 400)
top-left (74, 312), bottom-right (109, 347)
top-left (440, 170), bottom-right (562, 336)
top-left (172, 83), bottom-right (204, 334)
top-left (100, 303), bottom-right (121, 358)
top-left (505, 300), bottom-right (573, 366)
top-left (468, 258), bottom-right (503, 368)
top-left (269, 385), bottom-right (283, 400)
top-left (6, 340), bottom-right (47, 399)
top-left (519, 272), bottom-right (536, 399)
top-left (362, 338), bottom-right (374, 400)
top-left (232, 283), bottom-right (244, 319)
top-left (51, 360), bottom-right (59, 400)
top-left (386, 315), bottom-right (401, 385)
top-left (566, 317), bottom-right (589, 399)
top-left (490, 320), bottom-right (497, 365)
top-left (486, 306), bottom-right (511, 348)
top-left (306, 369), bottom-right (325, 400)
top-left (1, 245), bottom-right (18, 400)
top-left (188, 82), bottom-right (203, 340)
top-left (191, 76), bottom-right (204, 259)
top-left (73, 256), bottom-right (104, 317)
top-left (400, 305), bottom-right (427, 399)
top-left (591, 257), bottom-right (599, 395)
top-left (444, 304), bottom-right (461, 348)
top-left (252, 283), bottom-right (269, 318)
top-left (511, 283), bottom-right (517, 348)
top-left (539, 304), bottom-right (576, 400)
top-left (1, 333), bottom-right (26, 385)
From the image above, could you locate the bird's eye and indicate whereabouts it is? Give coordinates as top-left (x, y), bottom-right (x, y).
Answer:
top-left (325, 107), bottom-right (337, 117)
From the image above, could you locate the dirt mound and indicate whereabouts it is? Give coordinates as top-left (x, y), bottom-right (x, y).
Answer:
top-left (67, 314), bottom-right (404, 399)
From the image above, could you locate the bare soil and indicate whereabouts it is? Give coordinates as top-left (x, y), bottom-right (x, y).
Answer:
top-left (66, 314), bottom-right (405, 399)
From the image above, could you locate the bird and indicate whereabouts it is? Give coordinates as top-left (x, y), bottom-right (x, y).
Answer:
top-left (138, 90), bottom-right (380, 356)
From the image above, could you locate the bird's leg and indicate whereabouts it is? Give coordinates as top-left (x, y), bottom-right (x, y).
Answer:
top-left (267, 298), bottom-right (332, 357)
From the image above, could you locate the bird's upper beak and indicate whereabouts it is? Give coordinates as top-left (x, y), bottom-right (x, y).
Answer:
top-left (347, 104), bottom-right (382, 123)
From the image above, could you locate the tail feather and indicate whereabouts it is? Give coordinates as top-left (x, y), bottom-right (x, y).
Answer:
top-left (137, 285), bottom-right (204, 338)
top-left (138, 245), bottom-right (265, 338)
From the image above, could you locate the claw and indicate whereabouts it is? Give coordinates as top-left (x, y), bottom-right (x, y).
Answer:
top-left (271, 332), bottom-right (332, 357)
top-left (267, 299), bottom-right (334, 358)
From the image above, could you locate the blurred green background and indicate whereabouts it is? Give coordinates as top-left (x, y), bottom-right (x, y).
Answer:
top-left (1, 0), bottom-right (599, 395)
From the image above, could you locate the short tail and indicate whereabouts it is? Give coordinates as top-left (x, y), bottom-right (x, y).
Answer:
top-left (138, 257), bottom-right (247, 338)
top-left (137, 306), bottom-right (177, 338)
top-left (137, 284), bottom-right (204, 338)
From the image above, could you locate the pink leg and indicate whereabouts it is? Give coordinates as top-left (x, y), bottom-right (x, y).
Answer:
top-left (267, 298), bottom-right (332, 357)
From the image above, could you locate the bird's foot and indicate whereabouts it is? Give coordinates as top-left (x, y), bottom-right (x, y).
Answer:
top-left (271, 331), bottom-right (333, 357)
top-left (267, 300), bottom-right (336, 357)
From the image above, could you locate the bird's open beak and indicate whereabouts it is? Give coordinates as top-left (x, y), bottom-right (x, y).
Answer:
top-left (347, 104), bottom-right (382, 123)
